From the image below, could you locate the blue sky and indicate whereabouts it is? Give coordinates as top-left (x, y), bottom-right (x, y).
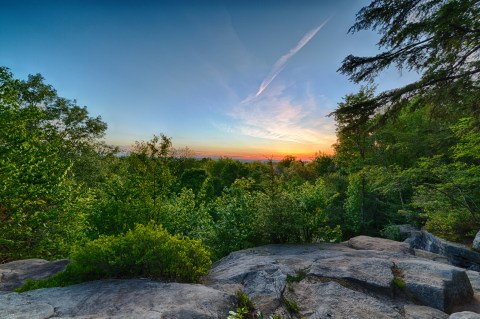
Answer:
top-left (1, 0), bottom-right (414, 160)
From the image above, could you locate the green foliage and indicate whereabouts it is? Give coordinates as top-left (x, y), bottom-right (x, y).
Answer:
top-left (255, 177), bottom-right (342, 244)
top-left (283, 296), bottom-right (299, 313)
top-left (343, 173), bottom-right (365, 236)
top-left (16, 223), bottom-right (211, 292)
top-left (206, 178), bottom-right (257, 260)
top-left (381, 225), bottom-right (401, 241)
top-left (86, 134), bottom-right (175, 238)
top-left (236, 290), bottom-right (254, 311)
top-left (227, 308), bottom-right (248, 319)
top-left (160, 188), bottom-right (212, 239)
top-left (0, 67), bottom-right (105, 262)
top-left (336, 0), bottom-right (480, 123)
top-left (286, 269), bottom-right (307, 283)
top-left (392, 277), bottom-right (406, 290)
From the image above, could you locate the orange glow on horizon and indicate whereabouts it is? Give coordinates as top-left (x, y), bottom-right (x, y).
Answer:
top-left (186, 146), bottom-right (334, 162)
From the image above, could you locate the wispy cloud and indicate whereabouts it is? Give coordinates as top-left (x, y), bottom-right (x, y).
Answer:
top-left (221, 20), bottom-right (335, 152)
top-left (230, 84), bottom-right (335, 145)
top-left (251, 19), bottom-right (329, 100)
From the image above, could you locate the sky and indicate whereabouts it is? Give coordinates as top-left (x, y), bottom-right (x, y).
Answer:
top-left (0, 0), bottom-right (415, 161)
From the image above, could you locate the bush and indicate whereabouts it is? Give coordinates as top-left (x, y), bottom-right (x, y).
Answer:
top-left (381, 225), bottom-right (401, 241)
top-left (254, 179), bottom-right (342, 244)
top-left (16, 223), bottom-right (212, 292)
top-left (206, 178), bottom-right (257, 260)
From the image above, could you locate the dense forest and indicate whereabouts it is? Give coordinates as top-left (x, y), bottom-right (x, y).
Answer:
top-left (1, 0), bottom-right (479, 287)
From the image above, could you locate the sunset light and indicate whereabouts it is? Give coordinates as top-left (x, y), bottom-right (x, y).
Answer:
top-left (0, 0), bottom-right (386, 159)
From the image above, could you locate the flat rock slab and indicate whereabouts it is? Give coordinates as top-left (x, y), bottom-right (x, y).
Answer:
top-left (395, 259), bottom-right (474, 313)
top-left (0, 259), bottom-right (70, 292)
top-left (207, 243), bottom-right (475, 315)
top-left (308, 255), bottom-right (394, 295)
top-left (0, 279), bottom-right (235, 319)
top-left (403, 305), bottom-right (449, 319)
top-left (287, 281), bottom-right (403, 319)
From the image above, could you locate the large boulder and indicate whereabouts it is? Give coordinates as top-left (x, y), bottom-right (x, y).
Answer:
top-left (3, 237), bottom-right (480, 318)
top-left (0, 259), bottom-right (70, 292)
top-left (395, 259), bottom-right (474, 313)
top-left (0, 279), bottom-right (236, 319)
top-left (206, 242), bottom-right (473, 316)
top-left (406, 231), bottom-right (480, 271)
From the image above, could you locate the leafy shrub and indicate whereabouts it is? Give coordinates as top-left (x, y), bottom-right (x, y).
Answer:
top-left (206, 178), bottom-right (257, 260)
top-left (160, 188), bottom-right (213, 240)
top-left (236, 290), bottom-right (254, 311)
top-left (254, 179), bottom-right (342, 244)
top-left (381, 225), bottom-right (401, 241)
top-left (283, 296), bottom-right (299, 313)
top-left (16, 223), bottom-right (211, 292)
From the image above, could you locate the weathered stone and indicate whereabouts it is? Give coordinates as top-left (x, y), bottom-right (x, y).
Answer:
top-left (308, 255), bottom-right (394, 295)
top-left (406, 231), bottom-right (480, 271)
top-left (473, 230), bottom-right (480, 253)
top-left (347, 235), bottom-right (413, 254)
top-left (403, 305), bottom-right (449, 319)
top-left (0, 279), bottom-right (235, 319)
top-left (414, 248), bottom-right (451, 265)
top-left (467, 271), bottom-right (480, 293)
top-left (4, 238), bottom-right (480, 318)
top-left (449, 311), bottom-right (480, 319)
top-left (0, 293), bottom-right (54, 319)
top-left (0, 259), bottom-right (70, 292)
top-left (396, 259), bottom-right (474, 313)
top-left (205, 244), bottom-right (325, 313)
top-left (287, 280), bottom-right (403, 319)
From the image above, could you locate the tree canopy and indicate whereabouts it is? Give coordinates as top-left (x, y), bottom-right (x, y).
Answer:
top-left (335, 0), bottom-right (480, 124)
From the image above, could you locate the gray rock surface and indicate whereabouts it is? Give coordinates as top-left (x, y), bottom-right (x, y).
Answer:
top-left (0, 279), bottom-right (235, 319)
top-left (3, 236), bottom-right (480, 318)
top-left (206, 241), bottom-right (474, 316)
top-left (473, 231), bottom-right (480, 253)
top-left (406, 231), bottom-right (480, 271)
top-left (347, 235), bottom-right (413, 254)
top-left (449, 312), bottom-right (480, 319)
top-left (395, 259), bottom-right (473, 312)
top-left (0, 259), bottom-right (70, 292)
top-left (414, 248), bottom-right (451, 265)
top-left (287, 280), bottom-right (403, 319)
top-left (403, 305), bottom-right (449, 319)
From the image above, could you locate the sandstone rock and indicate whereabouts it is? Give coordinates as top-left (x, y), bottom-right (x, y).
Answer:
top-left (449, 311), bottom-right (480, 319)
top-left (406, 231), bottom-right (480, 271)
top-left (0, 259), bottom-right (70, 292)
top-left (347, 235), bottom-right (413, 254)
top-left (395, 259), bottom-right (474, 313)
top-left (0, 279), bottom-right (235, 319)
top-left (403, 305), bottom-right (449, 319)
